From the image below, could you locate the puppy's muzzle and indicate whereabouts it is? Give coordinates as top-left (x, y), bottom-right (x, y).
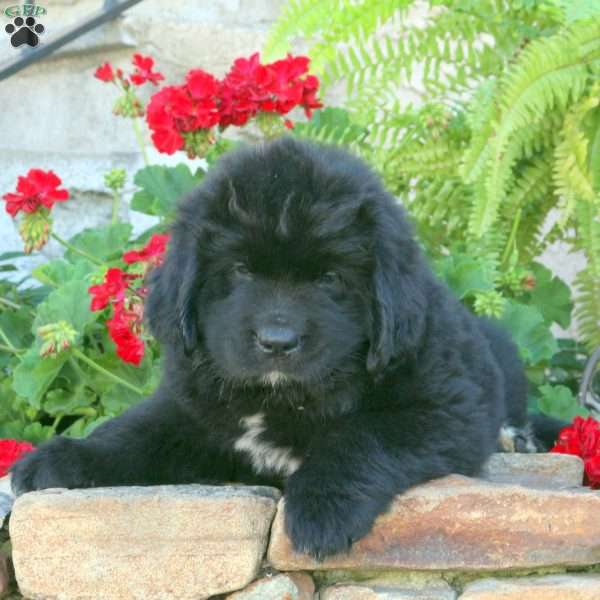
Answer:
top-left (255, 325), bottom-right (301, 355)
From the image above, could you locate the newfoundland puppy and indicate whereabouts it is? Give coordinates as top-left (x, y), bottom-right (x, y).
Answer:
top-left (12, 137), bottom-right (538, 559)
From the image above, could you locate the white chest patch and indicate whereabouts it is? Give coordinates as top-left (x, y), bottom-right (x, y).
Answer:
top-left (234, 412), bottom-right (302, 477)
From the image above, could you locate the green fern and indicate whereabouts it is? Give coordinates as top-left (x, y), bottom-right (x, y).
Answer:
top-left (266, 1), bottom-right (600, 350)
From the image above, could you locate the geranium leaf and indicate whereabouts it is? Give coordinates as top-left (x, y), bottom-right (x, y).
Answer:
top-left (538, 383), bottom-right (588, 421)
top-left (436, 254), bottom-right (495, 299)
top-left (33, 279), bottom-right (99, 335)
top-left (43, 386), bottom-right (94, 416)
top-left (525, 263), bottom-right (573, 329)
top-left (32, 259), bottom-right (96, 288)
top-left (498, 301), bottom-right (558, 365)
top-left (65, 223), bottom-right (133, 263)
top-left (0, 308), bottom-right (33, 349)
top-left (100, 384), bottom-right (144, 416)
top-left (131, 165), bottom-right (203, 217)
top-left (12, 347), bottom-right (68, 409)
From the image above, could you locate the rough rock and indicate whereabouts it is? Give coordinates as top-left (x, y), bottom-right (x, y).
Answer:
top-left (10, 485), bottom-right (279, 600)
top-left (225, 572), bottom-right (314, 599)
top-left (267, 475), bottom-right (600, 571)
top-left (482, 453), bottom-right (584, 488)
top-left (458, 574), bottom-right (600, 599)
top-left (320, 581), bottom-right (457, 599)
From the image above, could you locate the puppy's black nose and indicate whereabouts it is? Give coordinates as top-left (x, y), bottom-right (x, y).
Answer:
top-left (256, 326), bottom-right (300, 354)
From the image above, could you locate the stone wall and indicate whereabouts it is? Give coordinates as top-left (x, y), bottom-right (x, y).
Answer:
top-left (5, 453), bottom-right (600, 599)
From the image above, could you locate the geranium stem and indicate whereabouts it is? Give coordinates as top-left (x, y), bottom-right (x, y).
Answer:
top-left (111, 190), bottom-right (121, 225)
top-left (0, 343), bottom-right (22, 354)
top-left (71, 348), bottom-right (144, 396)
top-left (0, 296), bottom-right (21, 310)
top-left (0, 326), bottom-right (17, 352)
top-left (132, 117), bottom-right (149, 165)
top-left (50, 232), bottom-right (104, 266)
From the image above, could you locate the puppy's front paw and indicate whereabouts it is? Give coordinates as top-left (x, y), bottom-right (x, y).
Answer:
top-left (11, 436), bottom-right (90, 496)
top-left (284, 473), bottom-right (381, 560)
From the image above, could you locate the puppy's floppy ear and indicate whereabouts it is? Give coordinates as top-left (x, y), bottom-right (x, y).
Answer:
top-left (145, 221), bottom-right (202, 355)
top-left (366, 197), bottom-right (428, 373)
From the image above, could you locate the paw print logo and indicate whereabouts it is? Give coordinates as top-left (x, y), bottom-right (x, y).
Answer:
top-left (5, 16), bottom-right (45, 48)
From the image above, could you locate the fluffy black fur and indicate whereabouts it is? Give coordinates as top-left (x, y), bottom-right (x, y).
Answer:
top-left (12, 137), bottom-right (536, 559)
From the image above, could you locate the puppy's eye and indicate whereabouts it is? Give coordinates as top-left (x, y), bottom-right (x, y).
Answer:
top-left (233, 262), bottom-right (252, 278)
top-left (317, 271), bottom-right (340, 287)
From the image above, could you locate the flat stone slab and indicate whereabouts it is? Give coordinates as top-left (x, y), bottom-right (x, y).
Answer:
top-left (225, 572), bottom-right (314, 599)
top-left (321, 581), bottom-right (457, 599)
top-left (459, 574), bottom-right (600, 599)
top-left (10, 485), bottom-right (280, 600)
top-left (481, 453), bottom-right (583, 488)
top-left (267, 475), bottom-right (600, 571)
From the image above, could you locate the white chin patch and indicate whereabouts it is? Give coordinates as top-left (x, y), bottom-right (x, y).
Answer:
top-left (234, 413), bottom-right (302, 477)
top-left (263, 371), bottom-right (288, 386)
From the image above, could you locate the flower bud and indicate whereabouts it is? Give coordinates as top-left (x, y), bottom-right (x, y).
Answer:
top-left (37, 320), bottom-right (78, 358)
top-left (522, 273), bottom-right (536, 291)
top-left (19, 209), bottom-right (52, 254)
top-left (256, 112), bottom-right (288, 139)
top-left (474, 291), bottom-right (506, 319)
top-left (104, 168), bottom-right (127, 192)
top-left (182, 129), bottom-right (216, 159)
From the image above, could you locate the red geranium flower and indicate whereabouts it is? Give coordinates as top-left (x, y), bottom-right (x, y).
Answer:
top-left (130, 53), bottom-right (164, 86)
top-left (88, 268), bottom-right (140, 312)
top-left (0, 439), bottom-right (35, 478)
top-left (95, 62), bottom-right (115, 82)
top-left (107, 304), bottom-right (144, 366)
top-left (2, 169), bottom-right (69, 217)
top-left (123, 233), bottom-right (170, 267)
top-left (550, 416), bottom-right (600, 488)
top-left (146, 53), bottom-right (322, 156)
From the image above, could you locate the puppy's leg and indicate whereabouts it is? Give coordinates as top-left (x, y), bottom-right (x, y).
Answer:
top-left (11, 393), bottom-right (229, 496)
top-left (284, 399), bottom-right (493, 560)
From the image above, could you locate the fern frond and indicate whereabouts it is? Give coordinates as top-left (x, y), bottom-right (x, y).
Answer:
top-left (553, 92), bottom-right (600, 222)
top-left (263, 0), bottom-right (339, 61)
top-left (468, 21), bottom-right (600, 237)
top-left (504, 158), bottom-right (556, 261)
top-left (573, 201), bottom-right (600, 350)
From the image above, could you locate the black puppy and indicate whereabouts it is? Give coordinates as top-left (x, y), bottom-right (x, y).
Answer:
top-left (12, 137), bottom-right (536, 559)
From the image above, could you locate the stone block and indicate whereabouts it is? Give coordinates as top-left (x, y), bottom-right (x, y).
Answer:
top-left (320, 581), bottom-right (457, 599)
top-left (225, 572), bottom-right (314, 599)
top-left (10, 485), bottom-right (279, 600)
top-left (482, 453), bottom-right (584, 488)
top-left (268, 475), bottom-right (600, 571)
top-left (459, 574), bottom-right (600, 599)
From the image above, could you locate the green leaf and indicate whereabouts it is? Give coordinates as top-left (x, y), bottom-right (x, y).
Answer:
top-left (33, 279), bottom-right (99, 336)
top-left (12, 346), bottom-right (68, 409)
top-left (525, 263), bottom-right (573, 329)
top-left (62, 416), bottom-right (111, 439)
top-left (65, 223), bottom-right (133, 264)
top-left (32, 259), bottom-right (96, 288)
top-left (538, 383), bottom-right (588, 421)
top-left (293, 107), bottom-right (367, 146)
top-left (43, 386), bottom-right (94, 417)
top-left (131, 165), bottom-right (203, 217)
top-left (0, 308), bottom-right (33, 349)
top-left (0, 251), bottom-right (27, 261)
top-left (100, 384), bottom-right (144, 416)
top-left (435, 254), bottom-right (495, 299)
top-left (90, 349), bottom-right (158, 396)
top-left (498, 301), bottom-right (559, 365)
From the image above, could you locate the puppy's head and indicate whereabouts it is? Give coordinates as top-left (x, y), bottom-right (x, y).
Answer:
top-left (145, 137), bottom-right (427, 387)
